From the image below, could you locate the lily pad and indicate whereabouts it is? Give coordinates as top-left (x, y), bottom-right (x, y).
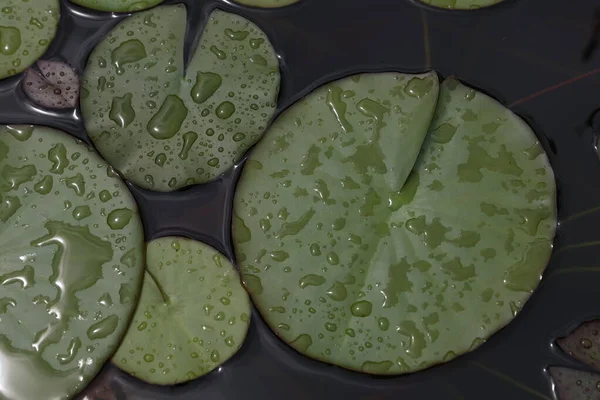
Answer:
top-left (419, 0), bottom-right (503, 9)
top-left (0, 0), bottom-right (60, 80)
top-left (0, 125), bottom-right (144, 399)
top-left (549, 367), bottom-right (600, 400)
top-left (113, 237), bottom-right (251, 385)
top-left (557, 320), bottom-right (600, 371)
top-left (70, 0), bottom-right (165, 13)
top-left (233, 0), bottom-right (300, 8)
top-left (81, 5), bottom-right (280, 191)
top-left (23, 60), bottom-right (80, 109)
top-left (232, 75), bottom-right (556, 375)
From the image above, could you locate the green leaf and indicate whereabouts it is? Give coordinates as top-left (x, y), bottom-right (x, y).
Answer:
top-left (70, 0), bottom-right (165, 13)
top-left (0, 0), bottom-right (59, 80)
top-left (82, 5), bottom-right (280, 191)
top-left (232, 75), bottom-right (556, 374)
top-left (113, 237), bottom-right (251, 385)
top-left (557, 320), bottom-right (600, 372)
top-left (420, 0), bottom-right (503, 9)
top-left (232, 0), bottom-right (300, 8)
top-left (549, 367), bottom-right (600, 400)
top-left (0, 125), bottom-right (144, 399)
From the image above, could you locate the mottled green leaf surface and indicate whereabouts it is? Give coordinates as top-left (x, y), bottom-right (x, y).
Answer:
top-left (233, 0), bottom-right (300, 8)
top-left (113, 237), bottom-right (251, 385)
top-left (232, 76), bottom-right (556, 375)
top-left (0, 125), bottom-right (145, 399)
top-left (420, 0), bottom-right (503, 9)
top-left (70, 0), bottom-right (165, 13)
top-left (0, 0), bottom-right (59, 80)
top-left (82, 5), bottom-right (280, 191)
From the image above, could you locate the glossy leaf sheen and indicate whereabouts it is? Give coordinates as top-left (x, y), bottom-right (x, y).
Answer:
top-left (70, 0), bottom-right (165, 12)
top-left (82, 5), bottom-right (280, 191)
top-left (23, 60), bottom-right (79, 109)
top-left (232, 76), bottom-right (556, 374)
top-left (233, 0), bottom-right (300, 8)
top-left (558, 320), bottom-right (600, 371)
top-left (0, 0), bottom-right (59, 80)
top-left (420, 0), bottom-right (503, 9)
top-left (0, 125), bottom-right (144, 399)
top-left (113, 237), bottom-right (251, 385)
top-left (549, 367), bottom-right (600, 400)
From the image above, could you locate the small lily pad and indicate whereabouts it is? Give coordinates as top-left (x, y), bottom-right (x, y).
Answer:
top-left (23, 60), bottom-right (79, 109)
top-left (232, 75), bottom-right (556, 374)
top-left (113, 237), bottom-right (251, 385)
top-left (420, 0), bottom-right (503, 9)
top-left (70, 0), bottom-right (165, 13)
top-left (549, 367), bottom-right (600, 400)
top-left (233, 0), bottom-right (300, 8)
top-left (82, 5), bottom-right (280, 191)
top-left (0, 0), bottom-right (60, 80)
top-left (0, 125), bottom-right (144, 399)
top-left (557, 320), bottom-right (600, 371)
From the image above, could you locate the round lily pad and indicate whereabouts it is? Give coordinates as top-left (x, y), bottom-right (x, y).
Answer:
top-left (233, 0), bottom-right (300, 8)
top-left (113, 237), bottom-right (251, 385)
top-left (0, 125), bottom-right (145, 399)
top-left (0, 0), bottom-right (60, 80)
top-left (70, 0), bottom-right (165, 13)
top-left (232, 75), bottom-right (556, 375)
top-left (81, 5), bottom-right (280, 192)
top-left (419, 0), bottom-right (503, 10)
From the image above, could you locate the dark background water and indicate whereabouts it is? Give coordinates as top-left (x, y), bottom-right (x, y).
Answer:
top-left (1, 0), bottom-right (599, 398)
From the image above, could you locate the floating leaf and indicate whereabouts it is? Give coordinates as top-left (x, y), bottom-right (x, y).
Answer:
top-left (81, 5), bottom-right (280, 191)
top-left (233, 0), bottom-right (300, 8)
top-left (558, 320), bottom-right (600, 371)
top-left (113, 237), bottom-right (251, 385)
top-left (0, 125), bottom-right (144, 399)
top-left (232, 75), bottom-right (556, 374)
top-left (549, 367), bottom-right (600, 400)
top-left (70, 0), bottom-right (165, 12)
top-left (23, 60), bottom-right (79, 109)
top-left (0, 0), bottom-right (59, 80)
top-left (419, 0), bottom-right (503, 9)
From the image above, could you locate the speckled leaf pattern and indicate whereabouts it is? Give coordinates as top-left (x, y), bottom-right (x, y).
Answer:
top-left (70, 0), bottom-right (165, 13)
top-left (0, 125), bottom-right (145, 400)
top-left (558, 321), bottom-right (600, 371)
top-left (232, 0), bottom-right (300, 8)
top-left (82, 5), bottom-right (280, 191)
top-left (113, 237), bottom-right (251, 385)
top-left (420, 0), bottom-right (503, 9)
top-left (23, 60), bottom-right (80, 109)
top-left (0, 0), bottom-right (59, 80)
top-left (232, 75), bottom-right (556, 375)
top-left (549, 367), bottom-right (600, 400)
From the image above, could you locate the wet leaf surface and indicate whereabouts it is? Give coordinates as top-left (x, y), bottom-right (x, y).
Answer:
top-left (81, 5), bottom-right (280, 191)
top-left (232, 75), bottom-right (556, 375)
top-left (113, 237), bottom-right (251, 385)
top-left (549, 367), bottom-right (600, 400)
top-left (0, 125), bottom-right (144, 399)
top-left (558, 320), bottom-right (600, 372)
top-left (23, 60), bottom-right (79, 109)
top-left (70, 0), bottom-right (165, 12)
top-left (232, 0), bottom-right (300, 8)
top-left (419, 0), bottom-right (504, 10)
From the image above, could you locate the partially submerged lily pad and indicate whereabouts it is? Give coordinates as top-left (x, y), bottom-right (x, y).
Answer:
top-left (557, 320), bottom-right (600, 371)
top-left (420, 0), bottom-right (503, 9)
top-left (0, 125), bottom-right (144, 399)
top-left (233, 0), bottom-right (300, 8)
top-left (82, 5), bottom-right (280, 191)
top-left (70, 0), bottom-right (165, 12)
top-left (23, 60), bottom-right (79, 109)
top-left (232, 75), bottom-right (556, 374)
top-left (0, 0), bottom-right (60, 80)
top-left (113, 237), bottom-right (251, 385)
top-left (549, 367), bottom-right (600, 400)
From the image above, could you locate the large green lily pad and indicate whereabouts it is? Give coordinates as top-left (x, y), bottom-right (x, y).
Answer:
top-left (82, 5), bottom-right (280, 191)
top-left (113, 237), bottom-right (251, 385)
top-left (420, 0), bottom-right (503, 10)
top-left (233, 0), bottom-right (300, 8)
top-left (70, 0), bottom-right (164, 13)
top-left (0, 125), bottom-right (145, 399)
top-left (0, 0), bottom-right (59, 80)
top-left (232, 76), bottom-right (556, 375)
